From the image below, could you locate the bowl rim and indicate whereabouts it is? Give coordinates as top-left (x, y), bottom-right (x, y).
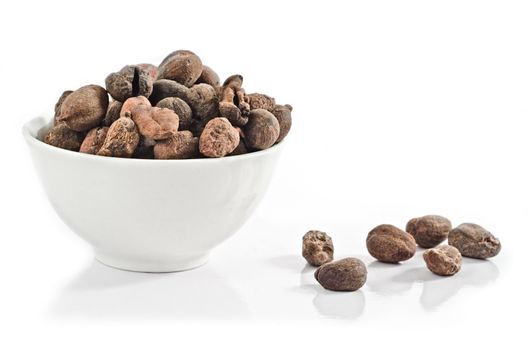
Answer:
top-left (23, 116), bottom-right (285, 164)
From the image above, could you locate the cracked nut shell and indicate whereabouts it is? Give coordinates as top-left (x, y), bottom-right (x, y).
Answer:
top-left (105, 65), bottom-right (154, 102)
top-left (315, 258), bottom-right (367, 292)
top-left (366, 224), bottom-right (416, 263)
top-left (423, 245), bottom-right (462, 276)
top-left (198, 117), bottom-right (239, 158)
top-left (406, 215), bottom-right (452, 248)
top-left (448, 223), bottom-right (501, 259)
top-left (302, 230), bottom-right (334, 266)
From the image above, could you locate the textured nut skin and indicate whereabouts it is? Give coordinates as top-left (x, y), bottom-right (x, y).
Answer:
top-left (154, 131), bottom-right (199, 159)
top-left (302, 230), bottom-right (334, 266)
top-left (157, 50), bottom-right (203, 87)
top-left (244, 109), bottom-right (280, 150)
top-left (196, 65), bottom-right (220, 86)
top-left (104, 100), bottom-right (123, 126)
top-left (156, 97), bottom-right (193, 131)
top-left (44, 123), bottom-right (84, 151)
top-left (80, 127), bottom-right (109, 154)
top-left (136, 63), bottom-right (158, 81)
top-left (366, 224), bottom-right (416, 263)
top-left (58, 85), bottom-right (109, 132)
top-left (149, 79), bottom-right (189, 106)
top-left (199, 118), bottom-right (239, 158)
top-left (97, 117), bottom-right (139, 158)
top-left (105, 65), bottom-right (154, 102)
top-left (423, 245), bottom-right (462, 276)
top-left (54, 90), bottom-right (73, 124)
top-left (271, 104), bottom-right (292, 143)
top-left (219, 86), bottom-right (247, 126)
top-left (448, 223), bottom-right (501, 259)
top-left (406, 215), bottom-right (452, 248)
top-left (186, 84), bottom-right (219, 120)
top-left (120, 96), bottom-right (151, 118)
top-left (130, 105), bottom-right (179, 140)
top-left (315, 258), bottom-right (367, 292)
top-left (247, 93), bottom-right (275, 111)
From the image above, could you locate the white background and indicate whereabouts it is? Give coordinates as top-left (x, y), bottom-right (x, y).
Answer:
top-left (1, 0), bottom-right (527, 348)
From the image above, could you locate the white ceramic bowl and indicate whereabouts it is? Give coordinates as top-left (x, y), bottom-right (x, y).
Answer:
top-left (23, 116), bottom-right (283, 272)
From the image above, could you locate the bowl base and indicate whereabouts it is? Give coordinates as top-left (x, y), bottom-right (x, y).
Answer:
top-left (95, 251), bottom-right (209, 273)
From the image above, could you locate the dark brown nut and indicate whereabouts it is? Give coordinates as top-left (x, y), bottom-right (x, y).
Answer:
top-left (314, 258), bottom-right (367, 292)
top-left (157, 50), bottom-right (203, 87)
top-left (120, 96), bottom-right (151, 118)
top-left (406, 215), bottom-right (452, 248)
top-left (154, 131), bottom-right (199, 159)
top-left (247, 93), bottom-right (275, 111)
top-left (156, 97), bottom-right (193, 131)
top-left (186, 83), bottom-right (219, 120)
top-left (105, 65), bottom-right (154, 102)
top-left (103, 100), bottom-right (123, 126)
top-left (199, 117), bottom-right (239, 158)
top-left (133, 136), bottom-right (156, 159)
top-left (130, 105), bottom-right (179, 140)
top-left (149, 79), bottom-right (189, 105)
top-left (54, 90), bottom-right (73, 124)
top-left (44, 123), bottom-right (84, 151)
top-left (97, 117), bottom-right (139, 158)
top-left (196, 65), bottom-right (220, 86)
top-left (136, 63), bottom-right (158, 81)
top-left (271, 104), bottom-right (292, 143)
top-left (423, 245), bottom-right (462, 276)
top-left (448, 223), bottom-right (501, 259)
top-left (79, 127), bottom-right (109, 154)
top-left (243, 109), bottom-right (280, 150)
top-left (366, 224), bottom-right (416, 263)
top-left (58, 85), bottom-right (109, 132)
top-left (302, 230), bottom-right (334, 266)
top-left (219, 85), bottom-right (246, 126)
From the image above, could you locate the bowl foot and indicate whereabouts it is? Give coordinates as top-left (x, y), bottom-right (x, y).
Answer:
top-left (95, 251), bottom-right (209, 273)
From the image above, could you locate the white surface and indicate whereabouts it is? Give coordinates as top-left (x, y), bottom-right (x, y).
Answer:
top-left (1, 0), bottom-right (527, 349)
top-left (23, 116), bottom-right (282, 272)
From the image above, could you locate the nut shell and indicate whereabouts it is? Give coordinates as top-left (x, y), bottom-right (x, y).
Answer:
top-left (79, 127), bottom-right (109, 154)
top-left (105, 65), bottom-right (154, 102)
top-left (302, 230), bottom-right (334, 266)
top-left (315, 258), bottom-right (367, 292)
top-left (44, 123), bottom-right (84, 151)
top-left (196, 65), bottom-right (220, 86)
top-left (157, 50), bottom-right (203, 87)
top-left (154, 131), bottom-right (199, 159)
top-left (243, 109), bottom-right (280, 150)
top-left (130, 105), bottom-right (179, 140)
top-left (406, 215), bottom-right (452, 248)
top-left (199, 117), bottom-right (239, 158)
top-left (97, 117), bottom-right (139, 158)
top-left (156, 97), bottom-right (193, 131)
top-left (448, 223), bottom-right (501, 259)
top-left (366, 224), bottom-right (416, 263)
top-left (247, 93), bottom-right (275, 111)
top-left (271, 104), bottom-right (292, 144)
top-left (58, 85), bottom-right (109, 132)
top-left (423, 245), bottom-right (462, 276)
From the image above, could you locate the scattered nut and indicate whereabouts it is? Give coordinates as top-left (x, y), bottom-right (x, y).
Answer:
top-left (271, 104), bottom-right (292, 143)
top-left (157, 50), bottom-right (203, 87)
top-left (44, 123), bottom-right (84, 151)
top-left (247, 93), bottom-right (275, 111)
top-left (406, 215), bottom-right (452, 248)
top-left (97, 117), bottom-right (139, 158)
top-left (79, 127), bottom-right (109, 154)
top-left (366, 224), bottom-right (416, 263)
top-left (196, 65), bottom-right (220, 86)
top-left (57, 85), bottom-right (109, 132)
top-left (244, 109), bottom-right (280, 150)
top-left (156, 97), bottom-right (193, 131)
top-left (199, 117), bottom-right (239, 158)
top-left (302, 230), bottom-right (334, 266)
top-left (448, 223), bottom-right (501, 259)
top-left (154, 131), bottom-right (199, 159)
top-left (103, 100), bottom-right (123, 126)
top-left (423, 245), bottom-right (462, 276)
top-left (105, 65), bottom-right (154, 102)
top-left (315, 258), bottom-right (367, 292)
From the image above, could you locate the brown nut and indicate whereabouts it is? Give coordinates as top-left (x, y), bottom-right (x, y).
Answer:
top-left (130, 105), bottom-right (179, 140)
top-left (156, 97), bottom-right (193, 131)
top-left (136, 63), bottom-right (158, 81)
top-left (79, 127), bottom-right (109, 154)
top-left (228, 128), bottom-right (249, 156)
top-left (103, 100), bottom-right (123, 127)
top-left (196, 65), bottom-right (220, 86)
top-left (54, 90), bottom-right (73, 124)
top-left (199, 117), bottom-right (239, 158)
top-left (243, 109), bottom-right (280, 150)
top-left (271, 104), bottom-right (292, 143)
top-left (157, 50), bottom-right (203, 87)
top-left (120, 96), bottom-right (151, 118)
top-left (423, 245), bottom-right (462, 276)
top-left (302, 230), bottom-right (334, 266)
top-left (315, 258), bottom-right (367, 292)
top-left (133, 136), bottom-right (156, 159)
top-left (154, 131), bottom-right (199, 159)
top-left (149, 79), bottom-right (189, 105)
top-left (247, 93), bottom-right (275, 111)
top-left (44, 123), bottom-right (84, 151)
top-left (366, 224), bottom-right (416, 263)
top-left (186, 83), bottom-right (219, 121)
top-left (58, 85), bottom-right (109, 132)
top-left (219, 85), bottom-right (246, 126)
top-left (105, 65), bottom-right (154, 102)
top-left (406, 215), bottom-right (452, 248)
top-left (97, 117), bottom-right (139, 158)
top-left (448, 223), bottom-right (501, 259)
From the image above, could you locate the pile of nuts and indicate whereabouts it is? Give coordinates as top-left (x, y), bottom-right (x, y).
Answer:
top-left (44, 50), bottom-right (292, 159)
top-left (302, 215), bottom-right (501, 292)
